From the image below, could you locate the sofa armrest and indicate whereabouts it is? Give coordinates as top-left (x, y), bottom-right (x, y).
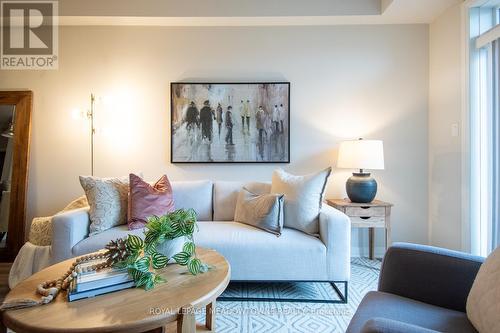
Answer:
top-left (379, 243), bottom-right (484, 312)
top-left (319, 204), bottom-right (351, 281)
top-left (51, 207), bottom-right (90, 264)
top-left (361, 318), bottom-right (440, 333)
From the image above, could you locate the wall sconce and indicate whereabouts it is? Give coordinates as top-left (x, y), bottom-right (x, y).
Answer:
top-left (87, 93), bottom-right (96, 176)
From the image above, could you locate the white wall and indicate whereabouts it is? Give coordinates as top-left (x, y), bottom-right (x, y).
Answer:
top-left (0, 25), bottom-right (429, 254)
top-left (429, 4), bottom-right (463, 250)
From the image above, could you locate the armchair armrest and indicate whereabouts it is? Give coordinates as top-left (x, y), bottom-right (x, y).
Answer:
top-left (361, 318), bottom-right (439, 333)
top-left (51, 207), bottom-right (90, 264)
top-left (319, 204), bottom-right (351, 281)
top-left (379, 243), bottom-right (484, 312)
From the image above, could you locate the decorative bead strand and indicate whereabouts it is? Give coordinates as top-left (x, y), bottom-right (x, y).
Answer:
top-left (35, 250), bottom-right (110, 304)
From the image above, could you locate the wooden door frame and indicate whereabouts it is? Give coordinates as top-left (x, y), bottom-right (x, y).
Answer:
top-left (0, 91), bottom-right (32, 262)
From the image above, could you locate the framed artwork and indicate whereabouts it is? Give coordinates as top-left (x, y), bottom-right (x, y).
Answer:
top-left (171, 82), bottom-right (290, 163)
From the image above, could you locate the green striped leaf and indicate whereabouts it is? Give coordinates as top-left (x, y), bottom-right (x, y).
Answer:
top-left (151, 252), bottom-right (169, 269)
top-left (145, 230), bottom-right (160, 246)
top-left (145, 278), bottom-right (155, 290)
top-left (187, 258), bottom-right (201, 275)
top-left (127, 234), bottom-right (144, 252)
top-left (136, 272), bottom-right (152, 288)
top-left (183, 242), bottom-right (195, 256)
top-left (173, 251), bottom-right (191, 265)
top-left (129, 268), bottom-right (145, 281)
top-left (135, 256), bottom-right (150, 272)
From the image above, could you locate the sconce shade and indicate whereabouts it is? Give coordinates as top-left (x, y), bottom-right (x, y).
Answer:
top-left (1, 123), bottom-right (14, 138)
top-left (337, 139), bottom-right (384, 170)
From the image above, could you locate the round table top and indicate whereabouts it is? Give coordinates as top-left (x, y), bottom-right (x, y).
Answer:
top-left (2, 247), bottom-right (230, 333)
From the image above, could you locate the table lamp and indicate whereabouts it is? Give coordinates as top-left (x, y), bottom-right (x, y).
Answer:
top-left (337, 138), bottom-right (384, 203)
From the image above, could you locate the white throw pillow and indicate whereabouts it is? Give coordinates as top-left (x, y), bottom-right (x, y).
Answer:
top-left (79, 176), bottom-right (129, 236)
top-left (270, 167), bottom-right (331, 235)
top-left (466, 246), bottom-right (500, 333)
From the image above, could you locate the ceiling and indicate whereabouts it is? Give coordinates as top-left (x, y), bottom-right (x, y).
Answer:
top-left (57, 0), bottom-right (463, 26)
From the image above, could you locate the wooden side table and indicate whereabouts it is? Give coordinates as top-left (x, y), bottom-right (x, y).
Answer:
top-left (327, 199), bottom-right (393, 260)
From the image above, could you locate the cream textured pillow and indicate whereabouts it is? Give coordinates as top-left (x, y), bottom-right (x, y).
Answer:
top-left (270, 167), bottom-right (331, 235)
top-left (466, 247), bottom-right (500, 333)
top-left (234, 187), bottom-right (284, 236)
top-left (79, 176), bottom-right (129, 236)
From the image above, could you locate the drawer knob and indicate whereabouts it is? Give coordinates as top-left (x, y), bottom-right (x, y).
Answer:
top-left (360, 216), bottom-right (371, 220)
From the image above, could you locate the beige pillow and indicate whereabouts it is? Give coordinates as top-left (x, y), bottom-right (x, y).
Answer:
top-left (79, 176), bottom-right (129, 235)
top-left (466, 247), bottom-right (500, 333)
top-left (234, 187), bottom-right (284, 236)
top-left (270, 167), bottom-right (331, 235)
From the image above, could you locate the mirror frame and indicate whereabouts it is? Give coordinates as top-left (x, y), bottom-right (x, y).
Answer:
top-left (0, 91), bottom-right (32, 262)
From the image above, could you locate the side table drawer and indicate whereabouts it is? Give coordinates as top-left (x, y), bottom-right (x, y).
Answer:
top-left (345, 206), bottom-right (385, 217)
top-left (349, 216), bottom-right (385, 228)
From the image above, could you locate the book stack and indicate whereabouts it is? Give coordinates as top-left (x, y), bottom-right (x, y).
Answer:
top-left (68, 259), bottom-right (135, 302)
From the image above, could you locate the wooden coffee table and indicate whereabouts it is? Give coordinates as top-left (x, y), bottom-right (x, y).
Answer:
top-left (2, 247), bottom-right (230, 333)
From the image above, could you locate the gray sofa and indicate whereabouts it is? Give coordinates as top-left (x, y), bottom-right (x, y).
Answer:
top-left (51, 180), bottom-right (351, 288)
top-left (347, 243), bottom-right (484, 333)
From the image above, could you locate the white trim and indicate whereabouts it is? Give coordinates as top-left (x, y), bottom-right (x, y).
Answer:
top-left (461, 2), bottom-right (472, 252)
top-left (465, 0), bottom-right (500, 8)
top-left (476, 24), bottom-right (500, 48)
top-left (465, 0), bottom-right (489, 6)
top-left (461, 0), bottom-right (499, 254)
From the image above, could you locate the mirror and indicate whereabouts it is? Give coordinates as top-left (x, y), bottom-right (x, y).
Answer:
top-left (0, 91), bottom-right (32, 262)
top-left (0, 105), bottom-right (15, 249)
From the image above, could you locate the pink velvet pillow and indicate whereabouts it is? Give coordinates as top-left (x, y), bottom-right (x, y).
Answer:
top-left (128, 173), bottom-right (175, 230)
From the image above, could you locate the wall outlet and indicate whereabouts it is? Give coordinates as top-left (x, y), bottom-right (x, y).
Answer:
top-left (451, 123), bottom-right (460, 137)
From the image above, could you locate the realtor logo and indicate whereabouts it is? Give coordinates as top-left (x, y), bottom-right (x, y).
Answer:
top-left (1, 0), bottom-right (58, 70)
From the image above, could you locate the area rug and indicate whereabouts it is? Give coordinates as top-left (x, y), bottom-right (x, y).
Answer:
top-left (200, 258), bottom-right (381, 333)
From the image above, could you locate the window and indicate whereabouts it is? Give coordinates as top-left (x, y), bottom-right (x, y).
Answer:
top-left (467, 1), bottom-right (500, 256)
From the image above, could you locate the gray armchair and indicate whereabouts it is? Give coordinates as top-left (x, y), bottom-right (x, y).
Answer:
top-left (346, 243), bottom-right (485, 333)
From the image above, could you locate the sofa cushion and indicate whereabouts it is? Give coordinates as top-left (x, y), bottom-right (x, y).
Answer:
top-left (346, 291), bottom-right (477, 333)
top-left (271, 168), bottom-right (331, 235)
top-left (73, 224), bottom-right (143, 256)
top-left (234, 188), bottom-right (284, 236)
top-left (466, 246), bottom-right (500, 333)
top-left (194, 221), bottom-right (328, 281)
top-left (73, 221), bottom-right (328, 281)
top-left (213, 181), bottom-right (243, 221)
top-left (171, 180), bottom-right (212, 221)
top-left (213, 181), bottom-right (271, 221)
top-left (79, 175), bottom-right (130, 235)
top-left (128, 174), bottom-right (175, 230)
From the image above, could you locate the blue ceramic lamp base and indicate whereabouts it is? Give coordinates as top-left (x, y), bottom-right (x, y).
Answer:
top-left (346, 172), bottom-right (377, 203)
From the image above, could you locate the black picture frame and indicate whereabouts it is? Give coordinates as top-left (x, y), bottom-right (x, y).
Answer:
top-left (170, 82), bottom-right (290, 164)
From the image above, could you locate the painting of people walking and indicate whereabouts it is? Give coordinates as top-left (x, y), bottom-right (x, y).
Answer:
top-left (171, 82), bottom-right (290, 163)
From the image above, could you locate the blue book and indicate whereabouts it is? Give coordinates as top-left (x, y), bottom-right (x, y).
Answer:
top-left (68, 280), bottom-right (135, 302)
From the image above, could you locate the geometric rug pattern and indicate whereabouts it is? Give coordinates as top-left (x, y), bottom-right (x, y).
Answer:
top-left (197, 258), bottom-right (381, 333)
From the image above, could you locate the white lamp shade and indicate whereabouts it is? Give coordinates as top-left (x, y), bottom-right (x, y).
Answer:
top-left (337, 139), bottom-right (384, 170)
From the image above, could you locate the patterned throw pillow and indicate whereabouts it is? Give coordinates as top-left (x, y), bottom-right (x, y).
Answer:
top-left (128, 173), bottom-right (175, 230)
top-left (79, 176), bottom-right (129, 235)
top-left (234, 187), bottom-right (284, 236)
top-left (270, 167), bottom-right (331, 235)
top-left (466, 246), bottom-right (500, 333)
